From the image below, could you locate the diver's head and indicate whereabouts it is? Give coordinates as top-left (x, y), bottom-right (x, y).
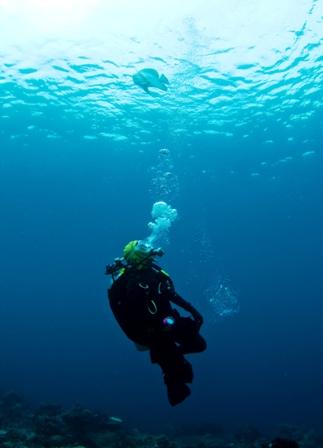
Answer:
top-left (123, 240), bottom-right (163, 269)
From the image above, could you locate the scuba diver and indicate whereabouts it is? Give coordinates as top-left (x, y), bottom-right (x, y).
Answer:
top-left (106, 240), bottom-right (207, 406)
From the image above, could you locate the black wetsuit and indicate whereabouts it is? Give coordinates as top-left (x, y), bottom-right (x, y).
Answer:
top-left (108, 263), bottom-right (206, 406)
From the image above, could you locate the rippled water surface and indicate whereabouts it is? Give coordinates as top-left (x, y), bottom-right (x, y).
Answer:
top-left (1, 0), bottom-right (322, 149)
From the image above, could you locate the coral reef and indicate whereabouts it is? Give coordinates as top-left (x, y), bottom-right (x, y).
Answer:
top-left (0, 391), bottom-right (322, 448)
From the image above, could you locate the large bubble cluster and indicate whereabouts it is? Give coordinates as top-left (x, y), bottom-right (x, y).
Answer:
top-left (205, 275), bottom-right (240, 321)
top-left (145, 201), bottom-right (178, 247)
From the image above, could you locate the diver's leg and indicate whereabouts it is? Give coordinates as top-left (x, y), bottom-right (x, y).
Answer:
top-left (150, 337), bottom-right (193, 382)
top-left (165, 380), bottom-right (191, 406)
top-left (175, 317), bottom-right (207, 354)
top-left (180, 333), bottom-right (207, 354)
top-left (163, 355), bottom-right (193, 406)
top-left (150, 336), bottom-right (193, 406)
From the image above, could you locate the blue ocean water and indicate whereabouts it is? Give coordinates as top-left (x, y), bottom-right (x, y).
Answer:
top-left (0, 0), bottom-right (323, 436)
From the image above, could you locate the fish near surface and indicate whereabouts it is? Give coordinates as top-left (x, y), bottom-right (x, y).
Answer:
top-left (133, 68), bottom-right (169, 93)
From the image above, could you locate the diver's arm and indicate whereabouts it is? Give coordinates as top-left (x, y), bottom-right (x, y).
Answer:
top-left (158, 268), bottom-right (204, 326)
top-left (170, 292), bottom-right (204, 327)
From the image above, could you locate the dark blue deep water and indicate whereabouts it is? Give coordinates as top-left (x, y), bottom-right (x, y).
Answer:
top-left (0, 0), bottom-right (322, 437)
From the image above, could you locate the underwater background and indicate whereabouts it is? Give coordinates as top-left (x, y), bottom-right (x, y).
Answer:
top-left (0, 0), bottom-right (322, 437)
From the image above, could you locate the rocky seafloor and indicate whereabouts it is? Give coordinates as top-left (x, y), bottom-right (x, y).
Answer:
top-left (0, 392), bottom-right (322, 448)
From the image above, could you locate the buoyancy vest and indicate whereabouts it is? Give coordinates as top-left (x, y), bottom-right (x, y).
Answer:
top-left (108, 264), bottom-right (175, 344)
